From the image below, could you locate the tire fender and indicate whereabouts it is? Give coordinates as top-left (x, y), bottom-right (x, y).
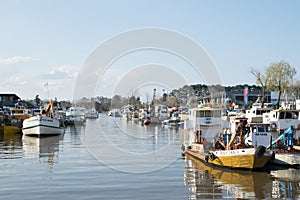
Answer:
top-left (255, 145), bottom-right (266, 158)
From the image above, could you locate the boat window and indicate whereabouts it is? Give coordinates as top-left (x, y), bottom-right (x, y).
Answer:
top-left (257, 126), bottom-right (265, 132)
top-left (279, 112), bottom-right (285, 119)
top-left (205, 110), bottom-right (212, 117)
top-left (252, 127), bottom-right (257, 133)
top-left (11, 110), bottom-right (24, 114)
top-left (196, 111), bottom-right (204, 117)
top-left (294, 111), bottom-right (299, 119)
top-left (213, 110), bottom-right (221, 117)
top-left (285, 112), bottom-right (292, 119)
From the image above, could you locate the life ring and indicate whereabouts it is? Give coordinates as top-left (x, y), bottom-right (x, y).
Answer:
top-left (255, 145), bottom-right (266, 158)
top-left (270, 123), bottom-right (277, 130)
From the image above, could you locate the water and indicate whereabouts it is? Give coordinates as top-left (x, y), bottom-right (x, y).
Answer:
top-left (0, 114), bottom-right (299, 199)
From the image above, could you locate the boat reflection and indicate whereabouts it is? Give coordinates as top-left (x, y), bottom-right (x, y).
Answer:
top-left (0, 129), bottom-right (22, 159)
top-left (270, 167), bottom-right (300, 199)
top-left (184, 155), bottom-right (272, 199)
top-left (22, 135), bottom-right (63, 169)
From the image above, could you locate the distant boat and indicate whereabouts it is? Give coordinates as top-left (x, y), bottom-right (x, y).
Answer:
top-left (108, 109), bottom-right (121, 117)
top-left (85, 109), bottom-right (98, 119)
top-left (22, 100), bottom-right (64, 136)
top-left (65, 107), bottom-right (86, 125)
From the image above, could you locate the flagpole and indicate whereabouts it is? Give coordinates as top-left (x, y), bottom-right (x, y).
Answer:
top-left (44, 82), bottom-right (49, 100)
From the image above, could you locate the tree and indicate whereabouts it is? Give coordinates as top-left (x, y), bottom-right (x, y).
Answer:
top-left (251, 69), bottom-right (269, 108)
top-left (288, 81), bottom-right (300, 101)
top-left (266, 60), bottom-right (296, 108)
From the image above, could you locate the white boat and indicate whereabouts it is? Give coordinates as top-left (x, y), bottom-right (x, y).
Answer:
top-left (263, 109), bottom-right (300, 139)
top-left (22, 100), bottom-right (64, 136)
top-left (65, 107), bottom-right (86, 125)
top-left (185, 107), bottom-right (224, 144)
top-left (268, 126), bottom-right (300, 167)
top-left (245, 107), bottom-right (272, 123)
top-left (85, 109), bottom-right (98, 119)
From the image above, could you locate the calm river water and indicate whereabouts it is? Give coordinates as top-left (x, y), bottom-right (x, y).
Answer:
top-left (0, 114), bottom-right (299, 199)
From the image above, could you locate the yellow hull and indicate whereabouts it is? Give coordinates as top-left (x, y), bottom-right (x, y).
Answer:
top-left (9, 114), bottom-right (30, 120)
top-left (186, 147), bottom-right (271, 170)
top-left (209, 153), bottom-right (270, 169)
top-left (0, 126), bottom-right (21, 135)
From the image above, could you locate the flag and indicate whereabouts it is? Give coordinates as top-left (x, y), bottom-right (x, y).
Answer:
top-left (244, 85), bottom-right (249, 107)
top-left (44, 82), bottom-right (48, 88)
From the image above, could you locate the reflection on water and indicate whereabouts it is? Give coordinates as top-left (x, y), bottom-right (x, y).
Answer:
top-left (0, 116), bottom-right (300, 199)
top-left (0, 130), bottom-right (22, 159)
top-left (22, 135), bottom-right (63, 168)
top-left (184, 155), bottom-right (300, 199)
top-left (270, 167), bottom-right (300, 199)
top-left (81, 115), bottom-right (183, 173)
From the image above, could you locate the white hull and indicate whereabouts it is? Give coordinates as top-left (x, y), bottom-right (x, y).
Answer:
top-left (22, 115), bottom-right (64, 136)
top-left (271, 152), bottom-right (300, 166)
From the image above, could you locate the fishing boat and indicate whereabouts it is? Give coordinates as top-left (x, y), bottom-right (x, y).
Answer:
top-left (268, 126), bottom-right (300, 167)
top-left (22, 100), bottom-right (64, 136)
top-left (184, 107), bottom-right (226, 145)
top-left (183, 118), bottom-right (273, 170)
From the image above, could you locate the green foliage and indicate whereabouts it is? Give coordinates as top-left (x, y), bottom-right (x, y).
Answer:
top-left (265, 60), bottom-right (297, 108)
top-left (266, 60), bottom-right (296, 92)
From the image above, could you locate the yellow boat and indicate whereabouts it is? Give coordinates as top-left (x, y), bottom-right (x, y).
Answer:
top-left (183, 118), bottom-right (273, 170)
top-left (185, 143), bottom-right (272, 170)
top-left (9, 108), bottom-right (31, 120)
top-left (0, 125), bottom-right (21, 135)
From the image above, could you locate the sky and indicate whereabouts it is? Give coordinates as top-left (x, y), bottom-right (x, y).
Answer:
top-left (0, 0), bottom-right (300, 101)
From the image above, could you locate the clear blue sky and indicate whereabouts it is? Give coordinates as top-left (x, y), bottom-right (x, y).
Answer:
top-left (1, 0), bottom-right (299, 100)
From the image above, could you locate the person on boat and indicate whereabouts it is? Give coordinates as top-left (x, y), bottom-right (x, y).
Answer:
top-left (226, 121), bottom-right (247, 150)
top-left (194, 130), bottom-right (200, 143)
top-left (40, 110), bottom-right (46, 116)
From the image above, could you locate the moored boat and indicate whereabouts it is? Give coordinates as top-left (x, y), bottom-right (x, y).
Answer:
top-left (268, 126), bottom-right (300, 167)
top-left (22, 100), bottom-right (64, 136)
top-left (65, 107), bottom-right (86, 125)
top-left (85, 108), bottom-right (98, 119)
top-left (263, 109), bottom-right (300, 141)
top-left (185, 143), bottom-right (272, 170)
top-left (0, 125), bottom-right (21, 135)
top-left (183, 118), bottom-right (273, 170)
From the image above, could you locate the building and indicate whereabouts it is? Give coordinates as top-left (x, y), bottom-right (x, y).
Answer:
top-left (0, 93), bottom-right (21, 107)
top-left (226, 90), bottom-right (271, 106)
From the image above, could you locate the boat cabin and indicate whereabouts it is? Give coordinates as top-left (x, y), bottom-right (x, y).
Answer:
top-left (188, 107), bottom-right (222, 129)
top-left (263, 109), bottom-right (300, 132)
top-left (245, 107), bottom-right (273, 123)
top-left (226, 117), bottom-right (271, 148)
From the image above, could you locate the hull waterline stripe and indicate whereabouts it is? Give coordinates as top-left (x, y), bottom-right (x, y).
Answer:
top-left (22, 124), bottom-right (62, 130)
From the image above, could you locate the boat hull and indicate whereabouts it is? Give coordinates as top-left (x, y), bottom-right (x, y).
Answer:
top-left (0, 126), bottom-right (21, 135)
top-left (22, 116), bottom-right (64, 136)
top-left (185, 143), bottom-right (271, 170)
top-left (270, 150), bottom-right (300, 167)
